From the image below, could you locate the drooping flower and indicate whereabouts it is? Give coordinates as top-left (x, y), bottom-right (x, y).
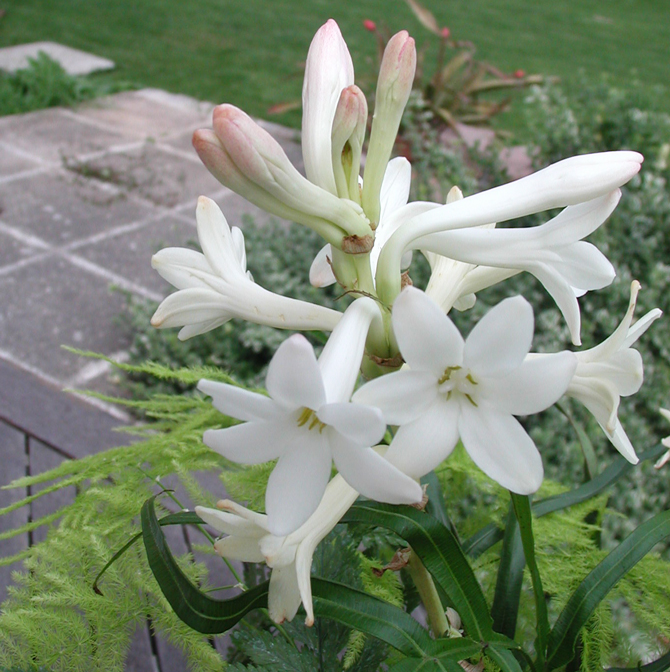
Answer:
top-left (353, 287), bottom-right (576, 493)
top-left (564, 280), bottom-right (662, 463)
top-left (199, 297), bottom-right (422, 535)
top-left (150, 196), bottom-right (342, 339)
top-left (195, 474), bottom-right (359, 624)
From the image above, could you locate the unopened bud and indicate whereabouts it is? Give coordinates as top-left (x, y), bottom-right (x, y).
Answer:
top-left (513, 69), bottom-right (525, 79)
top-left (363, 19), bottom-right (377, 32)
top-left (331, 85), bottom-right (368, 201)
top-left (440, 26), bottom-right (451, 39)
top-left (362, 31), bottom-right (416, 227)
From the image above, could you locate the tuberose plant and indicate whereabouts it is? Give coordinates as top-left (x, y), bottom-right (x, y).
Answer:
top-left (1, 18), bottom-right (669, 672)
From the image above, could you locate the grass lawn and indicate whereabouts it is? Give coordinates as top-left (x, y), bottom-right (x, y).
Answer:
top-left (0, 0), bottom-right (668, 136)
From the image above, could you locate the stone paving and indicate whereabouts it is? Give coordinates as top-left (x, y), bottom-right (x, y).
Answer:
top-left (0, 88), bottom-right (302, 670)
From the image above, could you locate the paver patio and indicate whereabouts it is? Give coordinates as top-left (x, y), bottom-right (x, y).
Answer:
top-left (0, 88), bottom-right (302, 670)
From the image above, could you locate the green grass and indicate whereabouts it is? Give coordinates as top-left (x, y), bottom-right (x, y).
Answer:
top-left (0, 0), bottom-right (667, 134)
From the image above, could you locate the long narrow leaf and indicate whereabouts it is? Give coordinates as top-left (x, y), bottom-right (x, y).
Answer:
top-left (487, 644), bottom-right (525, 672)
top-left (311, 578), bottom-right (433, 658)
top-left (344, 502), bottom-right (493, 640)
top-left (389, 658), bottom-right (461, 672)
top-left (547, 509), bottom-right (670, 669)
top-left (141, 495), bottom-right (270, 633)
top-left (491, 503), bottom-right (525, 638)
top-left (421, 471), bottom-right (460, 541)
top-left (511, 494), bottom-right (549, 669)
top-left (462, 523), bottom-right (504, 558)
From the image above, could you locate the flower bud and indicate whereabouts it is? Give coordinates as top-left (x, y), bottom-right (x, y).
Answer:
top-left (513, 69), bottom-right (525, 79)
top-left (440, 27), bottom-right (451, 39)
top-left (331, 84), bottom-right (368, 201)
top-left (363, 19), bottom-right (377, 32)
top-left (362, 31), bottom-right (416, 228)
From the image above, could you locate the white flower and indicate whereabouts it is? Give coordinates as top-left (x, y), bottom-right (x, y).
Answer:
top-left (654, 409), bottom-right (670, 469)
top-left (353, 287), bottom-right (576, 494)
top-left (199, 297), bottom-right (422, 535)
top-left (150, 196), bottom-right (342, 339)
top-left (195, 475), bottom-right (359, 625)
top-left (415, 191), bottom-right (621, 345)
top-left (565, 280), bottom-right (662, 463)
top-left (375, 151), bottom-right (643, 314)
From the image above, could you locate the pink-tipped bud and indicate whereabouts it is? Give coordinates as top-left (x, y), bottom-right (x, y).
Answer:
top-left (332, 85), bottom-right (368, 146)
top-left (363, 19), bottom-right (377, 32)
top-left (440, 26), bottom-right (451, 39)
top-left (377, 31), bottom-right (416, 103)
top-left (513, 69), bottom-right (525, 79)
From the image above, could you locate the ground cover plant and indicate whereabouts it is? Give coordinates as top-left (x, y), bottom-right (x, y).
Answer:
top-left (0, 0), bottom-right (668, 133)
top-left (1, 13), bottom-right (669, 672)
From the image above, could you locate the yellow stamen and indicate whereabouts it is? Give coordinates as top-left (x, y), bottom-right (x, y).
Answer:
top-left (297, 407), bottom-right (326, 433)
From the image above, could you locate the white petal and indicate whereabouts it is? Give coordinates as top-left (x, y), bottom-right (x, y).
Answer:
top-left (151, 248), bottom-right (213, 289)
top-left (196, 197), bottom-right (245, 279)
top-left (203, 419), bottom-right (291, 464)
top-left (459, 404), bottom-right (544, 494)
top-left (623, 309), bottom-right (662, 349)
top-left (195, 506), bottom-right (266, 538)
top-left (317, 403), bottom-right (386, 446)
top-left (569, 377), bottom-right (620, 431)
top-left (302, 19), bottom-right (354, 195)
top-left (266, 334), bottom-right (326, 411)
top-left (384, 397), bottom-right (460, 479)
top-left (392, 287), bottom-right (464, 376)
top-left (319, 298), bottom-right (381, 403)
top-left (177, 317), bottom-right (229, 341)
top-left (352, 370), bottom-right (437, 425)
top-left (213, 536), bottom-right (266, 563)
top-left (380, 157), bottom-right (411, 223)
top-left (268, 564), bottom-right (302, 623)
top-left (332, 438), bottom-right (423, 504)
top-left (151, 288), bottom-right (231, 328)
top-left (265, 433), bottom-right (332, 536)
top-left (309, 244), bottom-right (337, 287)
top-left (464, 296), bottom-right (534, 377)
top-left (198, 379), bottom-right (280, 421)
top-left (606, 418), bottom-right (639, 464)
top-left (578, 350), bottom-right (643, 397)
top-left (478, 352), bottom-right (577, 415)
top-left (231, 226), bottom-right (247, 270)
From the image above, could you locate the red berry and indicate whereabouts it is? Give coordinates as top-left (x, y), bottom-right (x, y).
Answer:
top-left (363, 19), bottom-right (377, 32)
top-left (513, 69), bottom-right (525, 79)
top-left (440, 27), bottom-right (451, 39)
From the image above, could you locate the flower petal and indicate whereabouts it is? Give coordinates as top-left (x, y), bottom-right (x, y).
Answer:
top-left (302, 19), bottom-right (355, 195)
top-left (265, 433), bottom-right (332, 536)
top-left (392, 287), bottom-right (464, 376)
top-left (150, 288), bottom-right (231, 329)
top-left (268, 563), bottom-right (302, 624)
top-left (203, 419), bottom-right (291, 464)
top-left (198, 379), bottom-right (280, 422)
top-left (352, 370), bottom-right (437, 425)
top-left (464, 296), bottom-right (534, 377)
top-left (318, 403), bottom-right (386, 446)
top-left (266, 334), bottom-right (326, 411)
top-left (196, 196), bottom-right (245, 279)
top-left (384, 397), bottom-right (460, 479)
top-left (332, 438), bottom-right (423, 504)
top-left (195, 506), bottom-right (266, 538)
top-left (459, 404), bottom-right (544, 494)
top-left (151, 247), bottom-right (213, 289)
top-left (309, 244), bottom-right (337, 287)
top-left (213, 536), bottom-right (266, 563)
top-left (477, 352), bottom-right (577, 415)
top-left (380, 157), bottom-right (411, 223)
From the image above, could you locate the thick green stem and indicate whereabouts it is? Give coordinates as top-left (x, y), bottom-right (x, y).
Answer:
top-left (407, 549), bottom-right (448, 637)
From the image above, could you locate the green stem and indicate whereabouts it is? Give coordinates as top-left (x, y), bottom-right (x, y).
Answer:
top-left (407, 549), bottom-right (448, 637)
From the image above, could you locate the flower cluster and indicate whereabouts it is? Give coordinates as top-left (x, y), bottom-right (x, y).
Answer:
top-left (151, 20), bottom-right (661, 623)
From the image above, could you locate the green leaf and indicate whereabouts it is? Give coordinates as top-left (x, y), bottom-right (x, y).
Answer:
top-left (606, 648), bottom-right (670, 672)
top-left (421, 471), bottom-right (460, 541)
top-left (343, 502), bottom-right (494, 640)
top-left (388, 657), bottom-right (461, 672)
top-left (547, 509), bottom-right (670, 669)
top-left (141, 495), bottom-right (270, 633)
top-left (462, 522), bottom-right (504, 559)
top-left (311, 578), bottom-right (433, 658)
top-left (486, 644), bottom-right (525, 672)
top-left (491, 503), bottom-right (525, 638)
top-left (511, 494), bottom-right (549, 670)
top-left (557, 401), bottom-right (598, 479)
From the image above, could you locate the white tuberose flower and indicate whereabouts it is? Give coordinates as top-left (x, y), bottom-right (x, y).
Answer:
top-left (195, 474), bottom-right (359, 625)
top-left (150, 196), bottom-right (342, 339)
top-left (199, 297), bottom-right (422, 536)
top-left (565, 280), bottom-right (662, 463)
top-left (353, 287), bottom-right (577, 494)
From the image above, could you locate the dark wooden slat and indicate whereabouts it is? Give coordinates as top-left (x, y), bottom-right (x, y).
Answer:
top-left (126, 622), bottom-right (159, 672)
top-left (0, 420), bottom-right (29, 603)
